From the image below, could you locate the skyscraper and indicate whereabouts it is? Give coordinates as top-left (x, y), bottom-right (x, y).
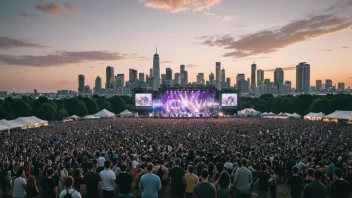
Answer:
top-left (153, 48), bottom-right (160, 91)
top-left (257, 69), bottom-right (264, 86)
top-left (139, 73), bottom-right (145, 82)
top-left (166, 68), bottom-right (172, 81)
top-left (274, 68), bottom-right (284, 94)
top-left (226, 78), bottom-right (231, 88)
top-left (251, 63), bottom-right (256, 90)
top-left (296, 62), bottom-right (310, 93)
top-left (209, 72), bottom-right (214, 85)
top-left (338, 83), bottom-right (345, 91)
top-left (129, 69), bottom-right (137, 82)
top-left (149, 68), bottom-right (153, 77)
top-left (161, 74), bottom-right (166, 85)
top-left (197, 73), bottom-right (205, 85)
top-left (174, 73), bottom-right (180, 85)
top-left (106, 66), bottom-right (115, 89)
top-left (221, 68), bottom-right (226, 89)
top-left (95, 76), bottom-right (102, 93)
top-left (216, 62), bottom-right (221, 89)
top-left (236, 74), bottom-right (245, 88)
top-left (284, 80), bottom-right (292, 93)
top-left (116, 74), bottom-right (125, 88)
top-left (325, 79), bottom-right (333, 90)
top-left (316, 80), bottom-right (322, 91)
top-left (180, 65), bottom-right (185, 73)
top-left (78, 74), bottom-right (85, 94)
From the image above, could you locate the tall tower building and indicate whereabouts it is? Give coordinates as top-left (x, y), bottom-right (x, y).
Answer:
top-left (139, 73), bottom-right (145, 82)
top-left (316, 80), bottom-right (322, 91)
top-left (95, 76), bottom-right (102, 93)
top-left (215, 62), bottom-right (221, 89)
top-left (174, 73), bottom-right (180, 85)
top-left (78, 74), bottom-right (85, 94)
top-left (257, 69), bottom-right (264, 86)
top-left (105, 66), bottom-right (115, 89)
top-left (153, 47), bottom-right (160, 91)
top-left (166, 68), bottom-right (172, 81)
top-left (129, 69), bottom-right (137, 82)
top-left (285, 80), bottom-right (292, 93)
top-left (274, 68), bottom-right (284, 94)
top-left (116, 74), bottom-right (125, 88)
top-left (296, 62), bottom-right (310, 93)
top-left (197, 73), bottom-right (205, 85)
top-left (251, 63), bottom-right (257, 90)
top-left (221, 68), bottom-right (226, 89)
top-left (149, 68), bottom-right (153, 77)
top-left (180, 65), bottom-right (185, 73)
top-left (338, 83), bottom-right (345, 91)
top-left (236, 74), bottom-right (245, 88)
top-left (226, 78), bottom-right (231, 88)
top-left (209, 72), bottom-right (214, 85)
top-left (325, 79), bottom-right (333, 90)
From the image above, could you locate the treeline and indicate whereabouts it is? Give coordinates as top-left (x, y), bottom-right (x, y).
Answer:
top-left (0, 94), bottom-right (351, 121)
top-left (238, 94), bottom-right (352, 116)
top-left (0, 95), bottom-right (132, 121)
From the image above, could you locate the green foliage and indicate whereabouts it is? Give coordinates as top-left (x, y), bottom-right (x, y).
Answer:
top-left (109, 96), bottom-right (126, 113)
top-left (65, 98), bottom-right (88, 116)
top-left (82, 97), bottom-right (99, 114)
top-left (36, 103), bottom-right (56, 121)
top-left (100, 101), bottom-right (112, 111)
top-left (57, 108), bottom-right (69, 120)
top-left (12, 100), bottom-right (32, 117)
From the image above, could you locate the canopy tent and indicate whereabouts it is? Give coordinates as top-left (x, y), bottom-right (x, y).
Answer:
top-left (68, 115), bottom-right (80, 119)
top-left (0, 124), bottom-right (8, 131)
top-left (288, 113), bottom-right (301, 119)
top-left (0, 119), bottom-right (23, 130)
top-left (304, 112), bottom-right (325, 121)
top-left (117, 109), bottom-right (133, 117)
top-left (239, 108), bottom-right (260, 117)
top-left (323, 111), bottom-right (352, 120)
top-left (83, 115), bottom-right (100, 119)
top-left (12, 117), bottom-right (40, 129)
top-left (284, 112), bottom-right (291, 116)
top-left (29, 116), bottom-right (48, 126)
top-left (261, 112), bottom-right (268, 116)
top-left (94, 109), bottom-right (115, 118)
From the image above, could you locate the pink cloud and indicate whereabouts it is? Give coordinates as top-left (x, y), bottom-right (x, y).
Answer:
top-left (35, 2), bottom-right (63, 16)
top-left (64, 3), bottom-right (79, 13)
top-left (141, 0), bottom-right (221, 13)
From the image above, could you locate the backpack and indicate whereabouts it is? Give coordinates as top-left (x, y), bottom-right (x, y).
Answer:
top-left (63, 189), bottom-right (75, 198)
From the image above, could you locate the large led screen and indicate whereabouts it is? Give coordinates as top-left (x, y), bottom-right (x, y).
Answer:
top-left (135, 93), bottom-right (153, 106)
top-left (221, 93), bottom-right (238, 107)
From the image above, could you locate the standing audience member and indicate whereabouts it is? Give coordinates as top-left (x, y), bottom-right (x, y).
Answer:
top-left (139, 163), bottom-right (162, 198)
top-left (255, 163), bottom-right (270, 198)
top-left (11, 167), bottom-right (27, 198)
top-left (194, 169), bottom-right (216, 198)
top-left (185, 165), bottom-right (198, 198)
top-left (84, 162), bottom-right (102, 198)
top-left (26, 175), bottom-right (39, 198)
top-left (303, 170), bottom-right (327, 198)
top-left (41, 168), bottom-right (57, 198)
top-left (59, 176), bottom-right (82, 198)
top-left (100, 160), bottom-right (116, 198)
top-left (287, 167), bottom-right (303, 198)
top-left (115, 163), bottom-right (133, 198)
top-left (234, 159), bottom-right (253, 198)
top-left (329, 168), bottom-right (351, 198)
top-left (169, 158), bottom-right (185, 198)
top-left (216, 171), bottom-right (231, 198)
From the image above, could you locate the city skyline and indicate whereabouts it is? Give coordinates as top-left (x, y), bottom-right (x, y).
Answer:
top-left (0, 0), bottom-right (352, 92)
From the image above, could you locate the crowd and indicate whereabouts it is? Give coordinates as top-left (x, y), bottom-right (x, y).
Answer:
top-left (0, 118), bottom-right (352, 198)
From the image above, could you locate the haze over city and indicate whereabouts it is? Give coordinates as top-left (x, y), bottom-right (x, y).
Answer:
top-left (0, 0), bottom-right (352, 93)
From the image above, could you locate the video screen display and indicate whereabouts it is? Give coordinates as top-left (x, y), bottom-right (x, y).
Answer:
top-left (135, 93), bottom-right (153, 106)
top-left (221, 93), bottom-right (238, 106)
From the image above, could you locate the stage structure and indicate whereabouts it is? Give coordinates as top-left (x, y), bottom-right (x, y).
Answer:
top-left (132, 85), bottom-right (240, 117)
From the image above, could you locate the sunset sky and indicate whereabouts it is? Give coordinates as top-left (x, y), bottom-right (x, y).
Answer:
top-left (0, 0), bottom-right (351, 92)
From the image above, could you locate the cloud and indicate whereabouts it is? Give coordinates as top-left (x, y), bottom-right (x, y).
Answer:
top-left (202, 11), bottom-right (235, 22)
top-left (0, 37), bottom-right (46, 49)
top-left (140, 0), bottom-right (221, 13)
top-left (203, 11), bottom-right (216, 16)
top-left (187, 64), bottom-right (197, 67)
top-left (0, 51), bottom-right (150, 67)
top-left (342, 46), bottom-right (349, 49)
top-left (64, 3), bottom-right (79, 13)
top-left (320, 49), bottom-right (333, 52)
top-left (161, 60), bottom-right (172, 63)
top-left (35, 2), bottom-right (63, 16)
top-left (222, 15), bottom-right (235, 22)
top-left (20, 12), bottom-right (40, 18)
top-left (58, 82), bottom-right (70, 84)
top-left (263, 66), bottom-right (296, 72)
top-left (232, 56), bottom-right (269, 61)
top-left (197, 2), bottom-right (352, 58)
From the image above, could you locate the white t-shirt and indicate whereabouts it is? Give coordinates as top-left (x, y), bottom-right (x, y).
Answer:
top-left (59, 189), bottom-right (82, 198)
top-left (132, 160), bottom-right (139, 167)
top-left (12, 177), bottom-right (27, 198)
top-left (100, 170), bottom-right (116, 191)
top-left (224, 162), bottom-right (234, 170)
top-left (97, 157), bottom-right (106, 167)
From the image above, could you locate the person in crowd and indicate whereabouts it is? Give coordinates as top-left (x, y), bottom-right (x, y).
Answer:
top-left (255, 163), bottom-right (270, 198)
top-left (11, 167), bottom-right (27, 198)
top-left (304, 168), bottom-right (315, 186)
top-left (41, 168), bottom-right (57, 198)
top-left (100, 160), bottom-right (116, 198)
top-left (115, 163), bottom-right (133, 198)
top-left (329, 168), bottom-right (351, 198)
top-left (169, 158), bottom-right (185, 198)
top-left (0, 162), bottom-right (9, 198)
top-left (303, 170), bottom-right (327, 198)
top-left (155, 160), bottom-right (169, 198)
top-left (97, 153), bottom-right (106, 173)
top-left (185, 165), bottom-right (198, 198)
top-left (268, 170), bottom-right (277, 198)
top-left (73, 169), bottom-right (84, 193)
top-left (59, 176), bottom-right (82, 198)
top-left (194, 169), bottom-right (216, 198)
top-left (83, 162), bottom-right (102, 198)
top-left (216, 171), bottom-right (231, 198)
top-left (234, 159), bottom-right (253, 198)
top-left (139, 163), bottom-right (162, 198)
top-left (26, 175), bottom-right (39, 198)
top-left (287, 167), bottom-right (303, 198)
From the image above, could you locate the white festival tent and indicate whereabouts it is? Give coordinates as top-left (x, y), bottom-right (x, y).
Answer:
top-left (323, 111), bottom-right (352, 120)
top-left (118, 109), bottom-right (134, 117)
top-left (288, 113), bottom-right (301, 119)
top-left (239, 108), bottom-right (260, 116)
top-left (13, 117), bottom-right (41, 128)
top-left (29, 116), bottom-right (49, 126)
top-left (304, 112), bottom-right (325, 120)
top-left (0, 124), bottom-right (7, 131)
top-left (83, 115), bottom-right (100, 119)
top-left (0, 119), bottom-right (23, 130)
top-left (94, 109), bottom-right (115, 118)
top-left (68, 115), bottom-right (80, 119)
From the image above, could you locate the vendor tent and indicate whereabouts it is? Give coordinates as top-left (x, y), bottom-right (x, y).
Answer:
top-left (118, 109), bottom-right (133, 117)
top-left (304, 112), bottom-right (325, 120)
top-left (29, 116), bottom-right (48, 126)
top-left (288, 113), bottom-right (301, 119)
top-left (83, 115), bottom-right (99, 119)
top-left (0, 119), bottom-right (23, 130)
top-left (323, 111), bottom-right (352, 120)
top-left (94, 109), bottom-right (115, 118)
top-left (12, 117), bottom-right (40, 128)
top-left (239, 108), bottom-right (260, 117)
top-left (68, 115), bottom-right (80, 119)
top-left (0, 124), bottom-right (7, 131)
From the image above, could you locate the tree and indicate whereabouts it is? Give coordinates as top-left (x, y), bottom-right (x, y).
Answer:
top-left (109, 96), bottom-right (126, 113)
top-left (100, 101), bottom-right (112, 111)
top-left (65, 98), bottom-right (88, 116)
top-left (36, 103), bottom-right (56, 121)
top-left (120, 95), bottom-right (133, 106)
top-left (12, 101), bottom-right (32, 117)
top-left (254, 99), bottom-right (268, 112)
top-left (0, 103), bottom-right (16, 120)
top-left (308, 98), bottom-right (329, 114)
top-left (57, 108), bottom-right (69, 120)
top-left (83, 97), bottom-right (99, 114)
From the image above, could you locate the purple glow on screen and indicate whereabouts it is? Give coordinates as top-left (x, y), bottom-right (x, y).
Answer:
top-left (161, 90), bottom-right (214, 113)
